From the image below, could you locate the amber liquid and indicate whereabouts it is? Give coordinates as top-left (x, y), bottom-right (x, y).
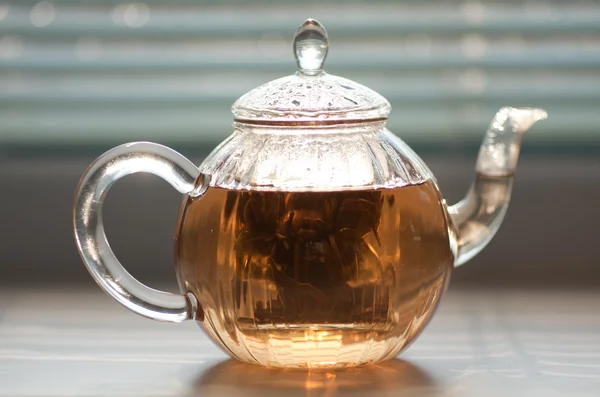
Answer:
top-left (175, 181), bottom-right (453, 368)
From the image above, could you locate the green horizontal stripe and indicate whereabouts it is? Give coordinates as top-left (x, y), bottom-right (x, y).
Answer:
top-left (4, 4), bottom-right (600, 38)
top-left (0, 105), bottom-right (594, 143)
top-left (4, 21), bottom-right (600, 38)
top-left (3, 0), bottom-right (599, 151)
top-left (4, 54), bottom-right (600, 72)
top-left (3, 97), bottom-right (599, 108)
top-left (3, 140), bottom-right (600, 160)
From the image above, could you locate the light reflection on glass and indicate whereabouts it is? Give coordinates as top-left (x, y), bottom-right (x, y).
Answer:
top-left (461, 33), bottom-right (488, 60)
top-left (0, 3), bottom-right (9, 21)
top-left (112, 3), bottom-right (150, 28)
top-left (0, 35), bottom-right (23, 59)
top-left (460, 1), bottom-right (487, 25)
top-left (30, 1), bottom-right (55, 28)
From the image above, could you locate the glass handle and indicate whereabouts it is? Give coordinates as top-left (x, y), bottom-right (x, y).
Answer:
top-left (73, 142), bottom-right (204, 322)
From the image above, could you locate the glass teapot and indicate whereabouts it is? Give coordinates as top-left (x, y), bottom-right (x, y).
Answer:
top-left (73, 19), bottom-right (547, 369)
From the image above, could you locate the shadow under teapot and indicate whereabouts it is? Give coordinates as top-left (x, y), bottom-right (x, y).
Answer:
top-left (191, 358), bottom-right (440, 397)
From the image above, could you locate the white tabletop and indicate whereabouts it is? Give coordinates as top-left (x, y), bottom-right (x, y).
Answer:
top-left (1, 287), bottom-right (599, 397)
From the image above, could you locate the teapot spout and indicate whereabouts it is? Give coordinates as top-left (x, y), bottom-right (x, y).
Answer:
top-left (448, 107), bottom-right (547, 266)
top-left (474, 107), bottom-right (548, 177)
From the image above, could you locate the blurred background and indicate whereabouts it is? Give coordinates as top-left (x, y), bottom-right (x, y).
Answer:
top-left (1, 0), bottom-right (599, 289)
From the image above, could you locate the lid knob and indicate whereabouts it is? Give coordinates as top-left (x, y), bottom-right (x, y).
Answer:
top-left (293, 19), bottom-right (329, 76)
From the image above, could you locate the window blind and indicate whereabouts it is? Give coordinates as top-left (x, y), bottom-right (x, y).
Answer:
top-left (1, 0), bottom-right (599, 151)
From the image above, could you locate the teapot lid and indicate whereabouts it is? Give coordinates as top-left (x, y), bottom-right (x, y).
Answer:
top-left (232, 19), bottom-right (391, 125)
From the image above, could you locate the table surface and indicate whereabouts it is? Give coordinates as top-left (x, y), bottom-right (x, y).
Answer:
top-left (1, 287), bottom-right (599, 397)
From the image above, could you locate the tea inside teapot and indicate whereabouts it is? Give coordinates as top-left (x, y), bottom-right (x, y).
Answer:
top-left (175, 182), bottom-right (452, 368)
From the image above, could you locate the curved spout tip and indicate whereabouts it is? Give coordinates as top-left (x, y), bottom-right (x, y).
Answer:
top-left (530, 108), bottom-right (549, 121)
top-left (476, 106), bottom-right (548, 177)
top-left (513, 107), bottom-right (548, 120)
top-left (498, 106), bottom-right (548, 135)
